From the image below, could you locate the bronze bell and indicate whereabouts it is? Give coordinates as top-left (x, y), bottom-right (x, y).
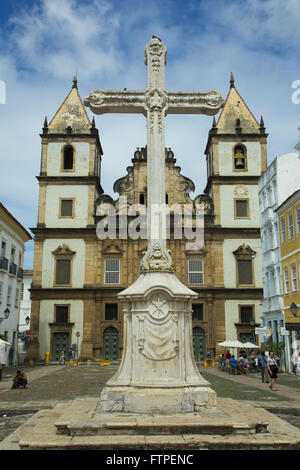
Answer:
top-left (234, 150), bottom-right (245, 168)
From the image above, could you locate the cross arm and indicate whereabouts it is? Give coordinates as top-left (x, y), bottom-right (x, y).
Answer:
top-left (84, 89), bottom-right (146, 116)
top-left (166, 90), bottom-right (224, 116)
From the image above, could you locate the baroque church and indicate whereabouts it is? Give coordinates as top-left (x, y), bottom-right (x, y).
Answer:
top-left (28, 74), bottom-right (266, 362)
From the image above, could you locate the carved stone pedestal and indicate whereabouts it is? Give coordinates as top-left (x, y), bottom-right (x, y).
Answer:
top-left (99, 271), bottom-right (216, 414)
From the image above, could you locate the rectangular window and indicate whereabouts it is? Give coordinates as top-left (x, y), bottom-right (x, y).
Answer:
top-left (60, 199), bottom-right (74, 217)
top-left (297, 208), bottom-right (300, 234)
top-left (55, 305), bottom-right (69, 323)
top-left (105, 303), bottom-right (118, 321)
top-left (284, 268), bottom-right (290, 294)
top-left (192, 304), bottom-right (203, 321)
top-left (188, 260), bottom-right (204, 285)
top-left (0, 283), bottom-right (2, 303)
top-left (104, 259), bottom-right (120, 284)
top-left (291, 265), bottom-right (298, 292)
top-left (240, 306), bottom-right (254, 324)
top-left (15, 288), bottom-right (19, 308)
top-left (11, 247), bottom-right (15, 263)
top-left (281, 219), bottom-right (287, 243)
top-left (237, 259), bottom-right (253, 285)
top-left (235, 199), bottom-right (248, 218)
top-left (7, 286), bottom-right (12, 305)
top-left (288, 214), bottom-right (294, 239)
top-left (55, 259), bottom-right (71, 285)
top-left (1, 240), bottom-right (6, 257)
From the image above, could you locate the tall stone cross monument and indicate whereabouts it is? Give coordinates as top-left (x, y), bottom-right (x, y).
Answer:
top-left (85, 38), bottom-right (224, 414)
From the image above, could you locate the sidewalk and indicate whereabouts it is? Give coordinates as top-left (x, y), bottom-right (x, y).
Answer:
top-left (204, 366), bottom-right (300, 404)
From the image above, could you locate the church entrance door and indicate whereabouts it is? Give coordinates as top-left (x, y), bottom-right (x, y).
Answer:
top-left (193, 327), bottom-right (206, 362)
top-left (52, 332), bottom-right (69, 361)
top-left (103, 327), bottom-right (119, 361)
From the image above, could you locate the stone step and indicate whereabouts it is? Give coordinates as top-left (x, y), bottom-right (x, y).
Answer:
top-left (58, 419), bottom-right (268, 437)
top-left (19, 433), bottom-right (300, 451)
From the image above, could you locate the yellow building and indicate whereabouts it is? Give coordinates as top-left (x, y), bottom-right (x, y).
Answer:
top-left (276, 189), bottom-right (300, 359)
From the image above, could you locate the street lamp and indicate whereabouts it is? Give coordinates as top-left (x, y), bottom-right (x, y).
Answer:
top-left (25, 315), bottom-right (30, 325)
top-left (0, 308), bottom-right (10, 324)
top-left (290, 303), bottom-right (299, 318)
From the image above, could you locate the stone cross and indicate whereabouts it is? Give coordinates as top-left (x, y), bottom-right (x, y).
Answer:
top-left (84, 38), bottom-right (224, 270)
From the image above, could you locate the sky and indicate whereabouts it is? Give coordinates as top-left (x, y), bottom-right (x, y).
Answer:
top-left (0, 0), bottom-right (299, 268)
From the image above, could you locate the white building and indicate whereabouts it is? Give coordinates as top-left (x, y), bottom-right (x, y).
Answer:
top-left (0, 203), bottom-right (32, 366)
top-left (18, 270), bottom-right (32, 363)
top-left (258, 151), bottom-right (300, 368)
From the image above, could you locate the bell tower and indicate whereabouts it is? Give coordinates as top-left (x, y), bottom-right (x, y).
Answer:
top-left (204, 73), bottom-right (266, 349)
top-left (29, 78), bottom-right (104, 361)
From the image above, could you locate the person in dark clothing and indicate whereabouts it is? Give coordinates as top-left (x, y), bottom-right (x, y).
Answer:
top-left (11, 370), bottom-right (27, 389)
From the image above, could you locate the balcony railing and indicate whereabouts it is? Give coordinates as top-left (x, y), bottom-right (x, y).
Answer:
top-left (9, 262), bottom-right (17, 276)
top-left (0, 256), bottom-right (8, 271)
top-left (17, 267), bottom-right (24, 279)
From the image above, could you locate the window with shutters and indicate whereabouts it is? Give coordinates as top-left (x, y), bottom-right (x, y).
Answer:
top-left (235, 199), bottom-right (249, 218)
top-left (281, 218), bottom-right (287, 243)
top-left (7, 286), bottom-right (12, 305)
top-left (60, 199), bottom-right (74, 218)
top-left (52, 244), bottom-right (75, 287)
top-left (188, 259), bottom-right (204, 285)
top-left (104, 259), bottom-right (120, 284)
top-left (55, 259), bottom-right (71, 286)
top-left (291, 264), bottom-right (298, 292)
top-left (296, 208), bottom-right (300, 234)
top-left (233, 244), bottom-right (256, 287)
top-left (15, 288), bottom-right (19, 308)
top-left (288, 213), bottom-right (294, 239)
top-left (237, 259), bottom-right (253, 285)
top-left (283, 268), bottom-right (290, 294)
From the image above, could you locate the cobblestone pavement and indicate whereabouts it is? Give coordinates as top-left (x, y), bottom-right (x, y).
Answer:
top-left (0, 363), bottom-right (300, 444)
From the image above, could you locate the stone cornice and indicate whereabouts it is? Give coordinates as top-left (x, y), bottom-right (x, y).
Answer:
top-left (40, 132), bottom-right (103, 155)
top-left (204, 132), bottom-right (268, 155)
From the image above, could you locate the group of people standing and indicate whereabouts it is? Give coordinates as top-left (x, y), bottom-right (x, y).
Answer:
top-left (220, 349), bottom-right (281, 391)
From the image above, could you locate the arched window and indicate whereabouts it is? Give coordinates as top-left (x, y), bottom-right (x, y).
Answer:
top-left (233, 144), bottom-right (246, 170)
top-left (63, 145), bottom-right (74, 170)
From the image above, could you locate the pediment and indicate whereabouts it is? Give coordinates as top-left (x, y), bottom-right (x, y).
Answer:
top-left (233, 244), bottom-right (256, 258)
top-left (102, 242), bottom-right (123, 255)
top-left (52, 243), bottom-right (76, 257)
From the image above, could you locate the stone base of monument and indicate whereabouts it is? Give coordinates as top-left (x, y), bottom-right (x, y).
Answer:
top-left (99, 386), bottom-right (216, 414)
top-left (6, 397), bottom-right (300, 450)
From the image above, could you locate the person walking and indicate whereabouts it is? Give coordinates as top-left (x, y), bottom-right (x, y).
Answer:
top-left (257, 350), bottom-right (269, 384)
top-left (59, 350), bottom-right (65, 365)
top-left (267, 351), bottom-right (280, 391)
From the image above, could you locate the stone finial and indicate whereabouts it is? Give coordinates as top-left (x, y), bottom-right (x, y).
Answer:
top-left (43, 116), bottom-right (48, 134)
top-left (92, 116), bottom-right (96, 128)
top-left (230, 72), bottom-right (235, 88)
top-left (72, 76), bottom-right (78, 89)
top-left (212, 116), bottom-right (217, 128)
top-left (259, 116), bottom-right (266, 134)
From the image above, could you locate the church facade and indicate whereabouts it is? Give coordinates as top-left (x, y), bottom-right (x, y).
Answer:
top-left (28, 75), bottom-right (266, 362)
